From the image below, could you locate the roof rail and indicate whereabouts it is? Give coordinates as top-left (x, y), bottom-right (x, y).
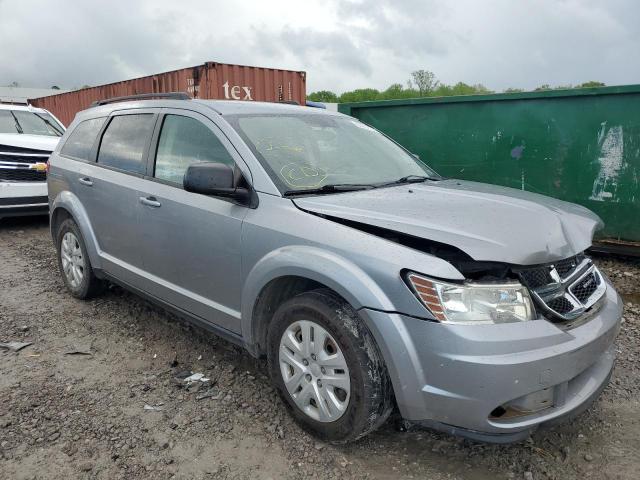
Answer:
top-left (91, 92), bottom-right (191, 107)
top-left (305, 101), bottom-right (326, 109)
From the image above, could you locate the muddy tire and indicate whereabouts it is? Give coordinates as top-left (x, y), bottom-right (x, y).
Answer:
top-left (267, 289), bottom-right (393, 443)
top-left (55, 218), bottom-right (103, 299)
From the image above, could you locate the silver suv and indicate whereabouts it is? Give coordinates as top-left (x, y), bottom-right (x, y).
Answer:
top-left (48, 94), bottom-right (622, 443)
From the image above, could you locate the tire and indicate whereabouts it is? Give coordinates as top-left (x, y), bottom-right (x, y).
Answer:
top-left (267, 289), bottom-right (393, 443)
top-left (55, 218), bottom-right (103, 299)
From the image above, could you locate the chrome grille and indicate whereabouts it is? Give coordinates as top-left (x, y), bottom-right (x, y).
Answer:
top-left (519, 268), bottom-right (553, 289)
top-left (554, 255), bottom-right (583, 277)
top-left (0, 144), bottom-right (52, 154)
top-left (516, 256), bottom-right (606, 321)
top-left (0, 144), bottom-right (51, 183)
top-left (546, 296), bottom-right (574, 315)
top-left (0, 169), bottom-right (46, 181)
top-left (570, 271), bottom-right (601, 303)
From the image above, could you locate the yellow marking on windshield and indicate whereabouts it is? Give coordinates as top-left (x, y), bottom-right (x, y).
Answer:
top-left (280, 163), bottom-right (328, 188)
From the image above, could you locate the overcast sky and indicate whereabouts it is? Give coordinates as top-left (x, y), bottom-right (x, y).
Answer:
top-left (1, 0), bottom-right (638, 93)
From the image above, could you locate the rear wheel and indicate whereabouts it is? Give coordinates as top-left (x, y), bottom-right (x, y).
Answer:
top-left (267, 289), bottom-right (393, 443)
top-left (56, 218), bottom-right (103, 299)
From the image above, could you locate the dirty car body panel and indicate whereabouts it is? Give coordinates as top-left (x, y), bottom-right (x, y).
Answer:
top-left (48, 98), bottom-right (622, 443)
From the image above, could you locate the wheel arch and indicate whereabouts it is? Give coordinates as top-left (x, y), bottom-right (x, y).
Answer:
top-left (241, 246), bottom-right (395, 356)
top-left (50, 206), bottom-right (73, 241)
top-left (50, 191), bottom-right (102, 270)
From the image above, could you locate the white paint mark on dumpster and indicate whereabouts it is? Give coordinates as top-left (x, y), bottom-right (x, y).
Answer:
top-left (597, 121), bottom-right (607, 145)
top-left (590, 125), bottom-right (624, 202)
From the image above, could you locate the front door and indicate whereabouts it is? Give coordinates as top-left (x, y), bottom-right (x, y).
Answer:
top-left (137, 110), bottom-right (249, 333)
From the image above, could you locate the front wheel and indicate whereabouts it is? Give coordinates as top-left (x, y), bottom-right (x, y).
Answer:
top-left (267, 289), bottom-right (393, 443)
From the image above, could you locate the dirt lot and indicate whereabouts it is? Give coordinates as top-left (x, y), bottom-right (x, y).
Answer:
top-left (1, 217), bottom-right (639, 480)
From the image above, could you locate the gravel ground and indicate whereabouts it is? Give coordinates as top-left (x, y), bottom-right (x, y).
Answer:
top-left (1, 216), bottom-right (639, 480)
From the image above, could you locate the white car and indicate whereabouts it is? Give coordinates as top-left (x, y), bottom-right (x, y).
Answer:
top-left (0, 104), bottom-right (65, 220)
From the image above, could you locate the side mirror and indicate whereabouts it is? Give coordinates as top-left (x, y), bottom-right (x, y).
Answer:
top-left (184, 162), bottom-right (251, 204)
top-left (412, 153), bottom-right (420, 160)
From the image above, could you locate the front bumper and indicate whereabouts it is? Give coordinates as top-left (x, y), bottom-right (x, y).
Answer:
top-left (0, 182), bottom-right (48, 219)
top-left (360, 279), bottom-right (622, 442)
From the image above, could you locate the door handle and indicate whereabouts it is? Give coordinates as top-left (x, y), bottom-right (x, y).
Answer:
top-left (78, 177), bottom-right (93, 186)
top-left (139, 196), bottom-right (161, 208)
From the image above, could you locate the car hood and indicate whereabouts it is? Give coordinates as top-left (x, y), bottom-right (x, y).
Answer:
top-left (0, 133), bottom-right (60, 152)
top-left (293, 179), bottom-right (603, 265)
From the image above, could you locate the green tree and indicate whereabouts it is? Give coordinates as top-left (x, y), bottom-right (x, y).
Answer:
top-left (307, 90), bottom-right (339, 102)
top-left (378, 83), bottom-right (419, 100)
top-left (472, 84), bottom-right (492, 94)
top-left (409, 70), bottom-right (439, 95)
top-left (338, 88), bottom-right (380, 103)
top-left (432, 82), bottom-right (492, 97)
top-left (576, 81), bottom-right (605, 88)
top-left (381, 83), bottom-right (404, 97)
top-left (329, 78), bottom-right (609, 103)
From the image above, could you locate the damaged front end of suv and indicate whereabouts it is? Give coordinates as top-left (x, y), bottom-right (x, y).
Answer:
top-left (288, 178), bottom-right (621, 442)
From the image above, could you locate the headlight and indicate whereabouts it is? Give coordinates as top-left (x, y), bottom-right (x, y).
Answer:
top-left (406, 273), bottom-right (535, 324)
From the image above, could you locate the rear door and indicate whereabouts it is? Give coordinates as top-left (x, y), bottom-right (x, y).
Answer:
top-left (79, 110), bottom-right (158, 285)
top-left (56, 116), bottom-right (106, 211)
top-left (136, 109), bottom-right (250, 333)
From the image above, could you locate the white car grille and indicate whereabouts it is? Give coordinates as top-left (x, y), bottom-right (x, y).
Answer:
top-left (0, 144), bottom-right (51, 182)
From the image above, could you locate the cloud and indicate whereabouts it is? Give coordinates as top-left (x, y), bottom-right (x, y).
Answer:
top-left (0, 0), bottom-right (638, 94)
top-left (253, 26), bottom-right (373, 76)
top-left (334, 0), bottom-right (454, 57)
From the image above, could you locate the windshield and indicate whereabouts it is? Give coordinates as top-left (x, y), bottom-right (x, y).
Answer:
top-left (0, 110), bottom-right (64, 136)
top-left (227, 114), bottom-right (436, 193)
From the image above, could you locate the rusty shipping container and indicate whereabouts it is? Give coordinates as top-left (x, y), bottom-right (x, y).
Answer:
top-left (29, 62), bottom-right (306, 126)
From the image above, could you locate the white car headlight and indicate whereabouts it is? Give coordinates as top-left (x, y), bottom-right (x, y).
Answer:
top-left (407, 273), bottom-right (535, 324)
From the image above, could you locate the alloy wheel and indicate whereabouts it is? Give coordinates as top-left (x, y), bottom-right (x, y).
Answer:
top-left (60, 231), bottom-right (85, 288)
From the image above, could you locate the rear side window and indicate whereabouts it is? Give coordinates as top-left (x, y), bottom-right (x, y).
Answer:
top-left (60, 118), bottom-right (105, 160)
top-left (154, 114), bottom-right (235, 184)
top-left (97, 114), bottom-right (156, 174)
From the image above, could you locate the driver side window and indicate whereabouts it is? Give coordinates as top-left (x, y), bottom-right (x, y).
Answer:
top-left (154, 114), bottom-right (235, 184)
